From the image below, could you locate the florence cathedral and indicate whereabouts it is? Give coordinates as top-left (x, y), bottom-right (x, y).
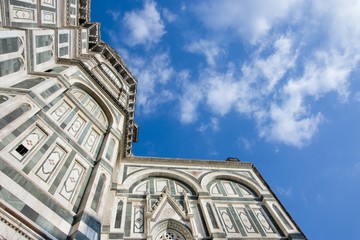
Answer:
top-left (0, 0), bottom-right (306, 239)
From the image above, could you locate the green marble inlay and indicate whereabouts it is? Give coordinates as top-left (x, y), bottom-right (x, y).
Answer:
top-left (36, 35), bottom-right (52, 48)
top-left (0, 37), bottom-right (21, 54)
top-left (124, 202), bottom-right (132, 237)
top-left (36, 50), bottom-right (53, 64)
top-left (0, 58), bottom-right (22, 77)
top-left (245, 205), bottom-right (265, 236)
top-left (0, 186), bottom-right (25, 211)
top-left (229, 205), bottom-right (247, 236)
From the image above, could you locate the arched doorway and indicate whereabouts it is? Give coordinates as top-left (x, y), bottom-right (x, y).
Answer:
top-left (151, 220), bottom-right (194, 240)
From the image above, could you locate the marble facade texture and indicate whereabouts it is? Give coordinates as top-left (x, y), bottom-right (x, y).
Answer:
top-left (0, 0), bottom-right (306, 239)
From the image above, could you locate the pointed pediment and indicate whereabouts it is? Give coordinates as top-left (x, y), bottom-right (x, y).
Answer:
top-left (149, 187), bottom-right (188, 222)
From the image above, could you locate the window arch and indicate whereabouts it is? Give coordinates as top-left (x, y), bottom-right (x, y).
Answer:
top-left (114, 200), bottom-right (123, 228)
top-left (130, 177), bottom-right (195, 196)
top-left (70, 88), bottom-right (109, 128)
top-left (208, 179), bottom-right (257, 198)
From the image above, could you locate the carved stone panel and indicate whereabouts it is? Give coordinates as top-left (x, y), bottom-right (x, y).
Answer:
top-left (218, 208), bottom-right (237, 233)
top-left (41, 11), bottom-right (56, 24)
top-left (51, 101), bottom-right (72, 122)
top-left (60, 161), bottom-right (85, 201)
top-left (133, 207), bottom-right (144, 233)
top-left (11, 127), bottom-right (46, 161)
top-left (236, 208), bottom-right (256, 234)
top-left (11, 6), bottom-right (36, 23)
top-left (36, 145), bottom-right (66, 182)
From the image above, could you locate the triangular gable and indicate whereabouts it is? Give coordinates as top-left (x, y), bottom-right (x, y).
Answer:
top-left (149, 187), bottom-right (188, 222)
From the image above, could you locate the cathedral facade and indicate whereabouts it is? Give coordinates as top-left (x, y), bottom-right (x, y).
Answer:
top-left (0, 1), bottom-right (306, 239)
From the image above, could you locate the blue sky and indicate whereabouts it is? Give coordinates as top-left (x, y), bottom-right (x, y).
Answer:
top-left (91, 0), bottom-right (360, 239)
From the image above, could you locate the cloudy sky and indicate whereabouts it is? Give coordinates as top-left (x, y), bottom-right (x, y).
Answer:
top-left (92, 0), bottom-right (360, 239)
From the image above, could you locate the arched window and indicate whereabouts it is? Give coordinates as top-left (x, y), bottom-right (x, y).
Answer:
top-left (70, 88), bottom-right (109, 128)
top-left (106, 138), bottom-right (116, 160)
top-left (114, 200), bottom-right (123, 228)
top-left (208, 180), bottom-right (256, 197)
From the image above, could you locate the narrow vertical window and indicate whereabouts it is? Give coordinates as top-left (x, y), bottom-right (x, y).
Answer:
top-left (91, 174), bottom-right (106, 211)
top-left (114, 200), bottom-right (123, 228)
top-left (106, 139), bottom-right (115, 160)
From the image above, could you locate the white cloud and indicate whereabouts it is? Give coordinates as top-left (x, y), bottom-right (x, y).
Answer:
top-left (186, 40), bottom-right (224, 66)
top-left (194, 0), bottom-right (301, 43)
top-left (197, 118), bottom-right (219, 132)
top-left (176, 0), bottom-right (360, 148)
top-left (107, 10), bottom-right (121, 21)
top-left (238, 137), bottom-right (254, 151)
top-left (112, 0), bottom-right (360, 148)
top-left (179, 80), bottom-right (203, 123)
top-left (162, 8), bottom-right (176, 22)
top-left (123, 51), bottom-right (174, 114)
top-left (123, 0), bottom-right (165, 47)
top-left (354, 92), bottom-right (360, 102)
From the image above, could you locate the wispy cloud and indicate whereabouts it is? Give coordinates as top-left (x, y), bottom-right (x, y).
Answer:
top-left (107, 10), bottom-right (121, 21)
top-left (194, 0), bottom-right (300, 44)
top-left (123, 0), bottom-right (165, 47)
top-left (178, 0), bottom-right (360, 148)
top-left (107, 0), bottom-right (360, 148)
top-left (197, 118), bottom-right (219, 132)
top-left (121, 51), bottom-right (175, 114)
top-left (275, 186), bottom-right (292, 198)
top-left (162, 8), bottom-right (176, 23)
top-left (185, 40), bottom-right (224, 66)
top-left (238, 137), bottom-right (255, 151)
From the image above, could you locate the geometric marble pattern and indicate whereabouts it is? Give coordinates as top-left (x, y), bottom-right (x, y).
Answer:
top-left (84, 129), bottom-right (99, 153)
top-left (60, 161), bottom-right (85, 201)
top-left (68, 115), bottom-right (85, 138)
top-left (219, 208), bottom-right (237, 233)
top-left (133, 207), bottom-right (144, 233)
top-left (51, 101), bottom-right (71, 122)
top-left (11, 127), bottom-right (46, 161)
top-left (36, 144), bottom-right (66, 182)
top-left (254, 209), bottom-right (274, 233)
top-left (237, 208), bottom-right (256, 234)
